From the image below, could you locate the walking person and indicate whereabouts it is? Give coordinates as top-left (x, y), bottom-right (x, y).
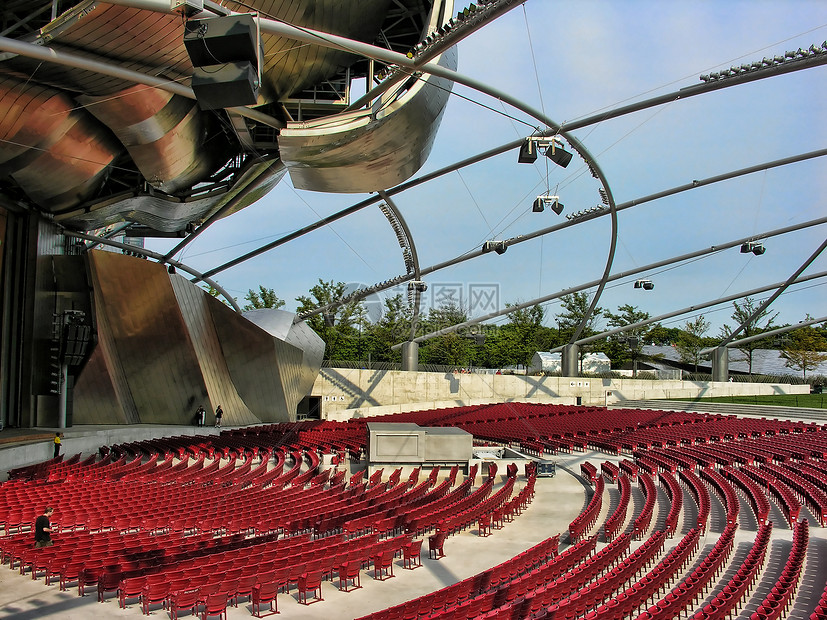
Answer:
top-left (53, 433), bottom-right (62, 458)
top-left (34, 507), bottom-right (54, 548)
top-left (214, 405), bottom-right (223, 428)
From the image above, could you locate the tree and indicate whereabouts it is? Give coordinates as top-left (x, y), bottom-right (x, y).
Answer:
top-left (367, 294), bottom-right (413, 363)
top-left (675, 315), bottom-right (710, 372)
top-left (555, 292), bottom-right (602, 343)
top-left (719, 297), bottom-right (779, 376)
top-left (419, 303), bottom-right (473, 367)
top-left (604, 304), bottom-right (655, 376)
top-left (296, 279), bottom-right (362, 360)
top-left (242, 286), bottom-right (285, 311)
top-left (780, 319), bottom-right (827, 379)
top-left (500, 303), bottom-right (549, 368)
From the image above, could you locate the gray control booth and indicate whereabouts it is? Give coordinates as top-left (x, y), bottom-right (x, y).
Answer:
top-left (367, 423), bottom-right (473, 474)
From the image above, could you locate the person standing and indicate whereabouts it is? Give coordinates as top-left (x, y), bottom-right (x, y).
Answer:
top-left (214, 405), bottom-right (223, 428)
top-left (53, 433), bottom-right (62, 458)
top-left (34, 507), bottom-right (54, 548)
top-left (195, 405), bottom-right (206, 427)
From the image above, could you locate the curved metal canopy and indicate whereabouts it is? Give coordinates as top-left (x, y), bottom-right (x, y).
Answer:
top-left (0, 0), bottom-right (459, 232)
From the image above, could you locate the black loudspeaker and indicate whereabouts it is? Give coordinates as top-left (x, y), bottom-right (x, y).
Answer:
top-left (191, 62), bottom-right (259, 110)
top-left (184, 14), bottom-right (259, 67)
top-left (518, 140), bottom-right (538, 164)
top-left (546, 145), bottom-right (573, 168)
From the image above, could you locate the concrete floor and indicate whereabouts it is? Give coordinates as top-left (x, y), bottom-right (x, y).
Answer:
top-left (0, 447), bottom-right (825, 620)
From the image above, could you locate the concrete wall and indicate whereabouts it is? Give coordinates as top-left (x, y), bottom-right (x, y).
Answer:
top-left (312, 368), bottom-right (809, 421)
top-left (0, 425), bottom-right (218, 481)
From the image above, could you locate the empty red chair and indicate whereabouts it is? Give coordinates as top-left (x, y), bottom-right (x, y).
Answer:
top-left (373, 549), bottom-right (395, 581)
top-left (429, 531), bottom-right (447, 560)
top-left (479, 513), bottom-right (492, 537)
top-left (118, 575), bottom-right (147, 608)
top-left (201, 592), bottom-right (229, 620)
top-left (141, 582), bottom-right (170, 615)
top-left (251, 581), bottom-right (280, 617)
top-left (403, 539), bottom-right (423, 570)
top-left (96, 570), bottom-right (122, 603)
top-left (168, 588), bottom-right (200, 620)
top-left (297, 570), bottom-right (324, 604)
top-left (338, 561), bottom-right (362, 591)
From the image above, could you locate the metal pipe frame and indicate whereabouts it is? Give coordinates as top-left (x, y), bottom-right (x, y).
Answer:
top-left (560, 269), bottom-right (827, 351)
top-left (725, 315), bottom-right (827, 349)
top-left (391, 215), bottom-right (827, 348)
top-left (97, 0), bottom-right (618, 345)
top-left (710, 237), bottom-right (827, 350)
top-left (61, 230), bottom-right (242, 313)
top-left (376, 191), bottom-right (424, 343)
top-left (0, 36), bottom-right (284, 129)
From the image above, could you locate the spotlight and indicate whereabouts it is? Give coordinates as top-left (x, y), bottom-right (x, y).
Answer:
top-left (518, 139), bottom-right (538, 164)
top-left (740, 242), bottom-right (765, 255)
top-left (533, 195), bottom-right (564, 215)
top-left (408, 280), bottom-right (427, 293)
top-left (482, 240), bottom-right (507, 255)
top-left (168, 265), bottom-right (176, 274)
top-left (545, 143), bottom-right (573, 168)
top-left (634, 279), bottom-right (654, 290)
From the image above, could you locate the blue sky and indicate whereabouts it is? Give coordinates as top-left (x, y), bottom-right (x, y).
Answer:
top-left (148, 0), bottom-right (827, 337)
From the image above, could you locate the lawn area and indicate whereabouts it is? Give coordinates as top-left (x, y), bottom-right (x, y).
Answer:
top-left (674, 393), bottom-right (826, 408)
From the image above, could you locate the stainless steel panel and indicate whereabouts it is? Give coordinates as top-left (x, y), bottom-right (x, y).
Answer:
top-left (0, 77), bottom-right (119, 209)
top-left (56, 160), bottom-right (286, 232)
top-left (277, 45), bottom-right (458, 192)
top-left (79, 86), bottom-right (231, 194)
top-left (84, 250), bottom-right (208, 424)
top-left (170, 275), bottom-right (259, 427)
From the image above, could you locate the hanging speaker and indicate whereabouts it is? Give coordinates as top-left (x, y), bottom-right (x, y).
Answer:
top-left (546, 145), bottom-right (573, 168)
top-left (191, 62), bottom-right (259, 110)
top-left (518, 140), bottom-right (538, 164)
top-left (184, 14), bottom-right (259, 67)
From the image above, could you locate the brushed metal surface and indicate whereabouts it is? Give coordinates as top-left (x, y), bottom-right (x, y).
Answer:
top-left (0, 76), bottom-right (119, 210)
top-left (0, 0), bottom-right (440, 226)
top-left (277, 45), bottom-right (457, 192)
top-left (73, 251), bottom-right (323, 424)
top-left (56, 160), bottom-right (286, 232)
top-left (78, 86), bottom-right (231, 194)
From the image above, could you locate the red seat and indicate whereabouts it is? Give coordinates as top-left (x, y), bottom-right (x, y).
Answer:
top-left (96, 570), bottom-right (122, 603)
top-left (338, 561), bottom-right (362, 591)
top-left (169, 588), bottom-right (200, 620)
top-left (251, 581), bottom-right (280, 617)
top-left (200, 592), bottom-right (229, 620)
top-left (118, 575), bottom-right (147, 608)
top-left (141, 582), bottom-right (170, 615)
top-left (479, 513), bottom-right (492, 537)
top-left (428, 531), bottom-right (447, 560)
top-left (297, 570), bottom-right (324, 604)
top-left (403, 539), bottom-right (423, 570)
top-left (373, 549), bottom-right (395, 581)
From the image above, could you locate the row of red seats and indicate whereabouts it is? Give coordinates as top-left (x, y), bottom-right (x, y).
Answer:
top-left (632, 473), bottom-right (657, 539)
top-left (749, 518), bottom-right (809, 620)
top-left (687, 522), bottom-right (772, 620)
top-left (569, 476), bottom-right (604, 543)
top-left (658, 471), bottom-right (683, 538)
top-left (678, 469), bottom-right (710, 533)
top-left (356, 534), bottom-right (561, 620)
top-left (604, 474), bottom-right (631, 542)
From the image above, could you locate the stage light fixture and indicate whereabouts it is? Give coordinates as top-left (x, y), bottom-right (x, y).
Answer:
top-left (533, 195), bottom-right (563, 215)
top-left (634, 279), bottom-right (654, 290)
top-left (482, 240), bottom-right (507, 255)
top-left (740, 241), bottom-right (765, 255)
